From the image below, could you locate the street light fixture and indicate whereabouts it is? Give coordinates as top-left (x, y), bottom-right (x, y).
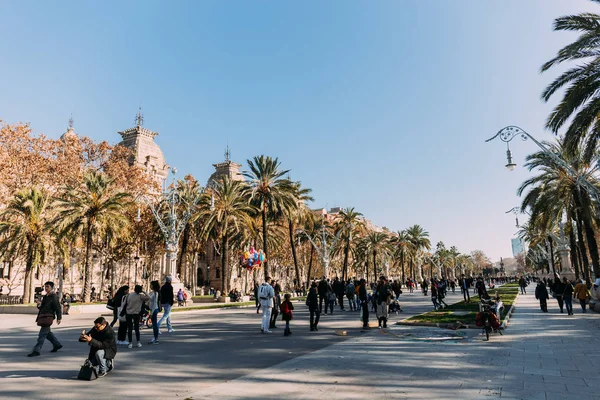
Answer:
top-left (486, 125), bottom-right (600, 202)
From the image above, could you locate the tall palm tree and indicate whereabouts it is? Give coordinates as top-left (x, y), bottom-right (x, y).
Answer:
top-left (175, 176), bottom-right (202, 283)
top-left (391, 230), bottom-right (410, 284)
top-left (244, 155), bottom-right (295, 278)
top-left (541, 1), bottom-right (600, 156)
top-left (55, 170), bottom-right (131, 302)
top-left (364, 230), bottom-right (391, 280)
top-left (0, 187), bottom-right (54, 303)
top-left (518, 138), bottom-right (600, 278)
top-left (334, 207), bottom-right (364, 281)
top-left (200, 176), bottom-right (255, 293)
top-left (285, 181), bottom-right (313, 289)
top-left (406, 224), bottom-right (431, 281)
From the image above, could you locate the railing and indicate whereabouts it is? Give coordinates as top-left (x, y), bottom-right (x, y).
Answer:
top-left (0, 295), bottom-right (23, 305)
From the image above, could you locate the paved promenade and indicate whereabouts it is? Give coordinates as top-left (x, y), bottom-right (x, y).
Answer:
top-left (1, 288), bottom-right (598, 399)
top-left (192, 289), bottom-right (600, 400)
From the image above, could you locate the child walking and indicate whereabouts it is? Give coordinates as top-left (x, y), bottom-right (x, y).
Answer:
top-left (281, 294), bottom-right (295, 336)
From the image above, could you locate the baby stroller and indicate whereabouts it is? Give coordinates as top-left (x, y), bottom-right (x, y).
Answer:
top-left (388, 300), bottom-right (403, 314)
top-left (139, 303), bottom-right (152, 329)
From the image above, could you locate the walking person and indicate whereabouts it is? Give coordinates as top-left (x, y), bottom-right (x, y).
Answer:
top-left (574, 279), bottom-right (589, 313)
top-left (431, 283), bottom-right (440, 310)
top-left (552, 276), bottom-right (566, 313)
top-left (535, 280), bottom-right (549, 312)
top-left (157, 275), bottom-right (175, 333)
top-left (519, 276), bottom-right (527, 294)
top-left (110, 286), bottom-right (129, 327)
top-left (437, 281), bottom-right (448, 308)
top-left (374, 276), bottom-right (392, 328)
top-left (346, 280), bottom-right (356, 311)
top-left (358, 278), bottom-right (370, 329)
top-left (28, 281), bottom-right (62, 357)
top-left (327, 285), bottom-right (336, 315)
top-left (333, 277), bottom-right (345, 311)
top-left (148, 280), bottom-right (161, 344)
top-left (270, 284), bottom-right (281, 330)
top-left (281, 293), bottom-right (294, 336)
top-left (318, 277), bottom-right (328, 313)
top-left (125, 285), bottom-right (149, 348)
top-left (562, 277), bottom-right (574, 315)
top-left (306, 281), bottom-right (320, 331)
top-left (258, 276), bottom-right (275, 333)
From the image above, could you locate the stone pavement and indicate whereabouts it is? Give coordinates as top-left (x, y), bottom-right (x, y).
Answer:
top-left (1, 288), bottom-right (598, 399)
top-left (189, 289), bottom-right (600, 400)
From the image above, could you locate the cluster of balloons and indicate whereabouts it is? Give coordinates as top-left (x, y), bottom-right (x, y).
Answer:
top-left (240, 247), bottom-right (266, 271)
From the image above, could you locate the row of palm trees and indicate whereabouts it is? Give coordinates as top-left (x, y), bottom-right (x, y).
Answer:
top-left (0, 153), bottom-right (484, 304)
top-left (515, 1), bottom-right (600, 280)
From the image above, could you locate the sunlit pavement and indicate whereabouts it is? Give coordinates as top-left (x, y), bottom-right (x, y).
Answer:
top-left (1, 288), bottom-right (598, 399)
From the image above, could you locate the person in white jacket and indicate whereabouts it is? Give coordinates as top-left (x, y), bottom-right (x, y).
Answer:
top-left (258, 277), bottom-right (275, 333)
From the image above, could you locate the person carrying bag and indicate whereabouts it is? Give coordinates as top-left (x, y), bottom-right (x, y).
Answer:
top-left (28, 281), bottom-right (63, 357)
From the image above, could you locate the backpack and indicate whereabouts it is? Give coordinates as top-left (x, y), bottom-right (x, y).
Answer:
top-left (346, 285), bottom-right (354, 297)
top-left (281, 301), bottom-right (289, 314)
top-left (258, 284), bottom-right (270, 300)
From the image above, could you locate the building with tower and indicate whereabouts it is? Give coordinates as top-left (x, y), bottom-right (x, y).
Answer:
top-left (199, 147), bottom-right (246, 292)
top-left (118, 108), bottom-right (169, 187)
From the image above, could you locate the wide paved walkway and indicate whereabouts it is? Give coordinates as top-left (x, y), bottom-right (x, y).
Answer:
top-left (1, 288), bottom-right (598, 399)
top-left (190, 289), bottom-right (600, 400)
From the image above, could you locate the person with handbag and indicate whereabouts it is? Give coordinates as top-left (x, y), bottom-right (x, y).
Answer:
top-left (125, 285), bottom-right (149, 348)
top-left (79, 316), bottom-right (117, 377)
top-left (116, 286), bottom-right (130, 345)
top-left (28, 281), bottom-right (62, 357)
top-left (109, 285), bottom-right (129, 327)
top-left (148, 280), bottom-right (161, 344)
top-left (553, 276), bottom-right (566, 313)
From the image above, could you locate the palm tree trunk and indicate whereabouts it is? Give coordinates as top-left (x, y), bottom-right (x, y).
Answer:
top-left (288, 221), bottom-right (301, 289)
top-left (178, 225), bottom-right (190, 279)
top-left (306, 246), bottom-right (314, 286)
top-left (373, 250), bottom-right (377, 281)
top-left (365, 260), bottom-right (369, 282)
top-left (568, 222), bottom-right (580, 279)
top-left (110, 259), bottom-right (115, 298)
top-left (578, 194), bottom-right (600, 278)
top-left (262, 207), bottom-right (269, 278)
top-left (400, 251), bottom-right (405, 285)
top-left (23, 244), bottom-right (35, 304)
top-left (342, 238), bottom-right (350, 282)
top-left (222, 224), bottom-right (229, 293)
top-left (83, 224), bottom-right (93, 303)
top-left (574, 207), bottom-right (590, 278)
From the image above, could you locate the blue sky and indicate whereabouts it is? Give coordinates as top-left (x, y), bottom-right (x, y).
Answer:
top-left (0, 0), bottom-right (596, 262)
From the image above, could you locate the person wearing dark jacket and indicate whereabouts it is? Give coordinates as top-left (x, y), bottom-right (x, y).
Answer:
top-left (157, 276), bottom-right (175, 333)
top-left (80, 316), bottom-right (117, 377)
top-left (317, 277), bottom-right (328, 314)
top-left (535, 281), bottom-right (549, 312)
top-left (562, 277), bottom-right (574, 315)
top-left (270, 285), bottom-right (281, 329)
top-left (358, 278), bottom-right (370, 329)
top-left (28, 281), bottom-right (63, 357)
top-left (306, 282), bottom-right (320, 331)
top-left (552, 276), bottom-right (566, 313)
top-left (333, 277), bottom-right (345, 311)
top-left (110, 285), bottom-right (129, 327)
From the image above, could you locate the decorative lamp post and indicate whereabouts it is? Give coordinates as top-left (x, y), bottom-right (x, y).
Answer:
top-left (134, 255), bottom-right (140, 285)
top-left (296, 217), bottom-right (349, 278)
top-left (135, 166), bottom-right (213, 286)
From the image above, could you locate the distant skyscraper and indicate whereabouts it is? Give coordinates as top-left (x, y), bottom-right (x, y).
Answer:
top-left (511, 238), bottom-right (525, 257)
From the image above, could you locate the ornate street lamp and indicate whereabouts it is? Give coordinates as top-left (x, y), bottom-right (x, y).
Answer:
top-left (135, 166), bottom-right (213, 286)
top-left (296, 216), bottom-right (349, 278)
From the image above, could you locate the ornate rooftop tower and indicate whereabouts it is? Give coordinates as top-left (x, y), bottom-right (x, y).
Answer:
top-left (206, 145), bottom-right (244, 187)
top-left (118, 107), bottom-right (169, 184)
top-left (60, 115), bottom-right (78, 141)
